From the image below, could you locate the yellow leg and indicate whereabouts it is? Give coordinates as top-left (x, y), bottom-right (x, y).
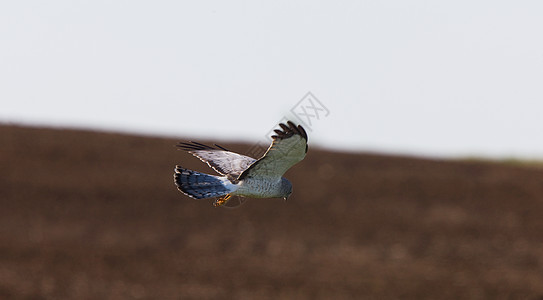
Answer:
top-left (213, 194), bottom-right (231, 207)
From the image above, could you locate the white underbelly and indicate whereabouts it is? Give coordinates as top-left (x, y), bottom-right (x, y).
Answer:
top-left (232, 178), bottom-right (282, 198)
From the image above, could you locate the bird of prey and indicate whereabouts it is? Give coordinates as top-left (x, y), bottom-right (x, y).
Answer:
top-left (173, 121), bottom-right (308, 207)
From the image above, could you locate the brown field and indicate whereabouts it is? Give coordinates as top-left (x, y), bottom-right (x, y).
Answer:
top-left (1, 125), bottom-right (543, 299)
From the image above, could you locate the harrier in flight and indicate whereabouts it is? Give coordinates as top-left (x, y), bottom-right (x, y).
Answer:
top-left (174, 121), bottom-right (308, 207)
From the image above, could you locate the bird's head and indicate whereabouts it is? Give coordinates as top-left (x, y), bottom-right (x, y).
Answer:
top-left (280, 178), bottom-right (293, 201)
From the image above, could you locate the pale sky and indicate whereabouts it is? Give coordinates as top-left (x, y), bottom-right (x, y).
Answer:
top-left (1, 1), bottom-right (542, 158)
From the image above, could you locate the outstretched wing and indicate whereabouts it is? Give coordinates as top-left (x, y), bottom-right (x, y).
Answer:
top-left (177, 142), bottom-right (256, 177)
top-left (239, 121), bottom-right (308, 180)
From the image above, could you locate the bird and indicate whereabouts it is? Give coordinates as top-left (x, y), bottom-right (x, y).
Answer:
top-left (173, 121), bottom-right (308, 207)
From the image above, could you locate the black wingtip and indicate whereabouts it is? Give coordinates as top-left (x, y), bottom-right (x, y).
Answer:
top-left (214, 144), bottom-right (229, 151)
top-left (176, 141), bottom-right (229, 152)
top-left (297, 124), bottom-right (308, 140)
top-left (272, 121), bottom-right (308, 141)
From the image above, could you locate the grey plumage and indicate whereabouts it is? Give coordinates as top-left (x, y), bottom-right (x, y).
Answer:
top-left (173, 121), bottom-right (308, 206)
top-left (173, 167), bottom-right (231, 199)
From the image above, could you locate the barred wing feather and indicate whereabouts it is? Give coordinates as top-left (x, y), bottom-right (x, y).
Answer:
top-left (239, 121), bottom-right (307, 180)
top-left (177, 142), bottom-right (256, 177)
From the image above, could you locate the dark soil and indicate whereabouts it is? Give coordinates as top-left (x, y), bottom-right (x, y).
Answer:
top-left (1, 125), bottom-right (543, 299)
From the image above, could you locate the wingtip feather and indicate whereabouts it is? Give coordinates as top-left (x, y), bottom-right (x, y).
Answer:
top-left (177, 141), bottom-right (225, 151)
top-left (272, 121), bottom-right (308, 141)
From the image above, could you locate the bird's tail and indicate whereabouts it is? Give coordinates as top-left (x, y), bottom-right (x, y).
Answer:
top-left (173, 166), bottom-right (232, 199)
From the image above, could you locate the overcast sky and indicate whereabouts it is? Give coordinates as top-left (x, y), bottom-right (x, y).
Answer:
top-left (1, 1), bottom-right (542, 158)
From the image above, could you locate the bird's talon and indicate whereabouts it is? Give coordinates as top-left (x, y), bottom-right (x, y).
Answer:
top-left (213, 194), bottom-right (231, 207)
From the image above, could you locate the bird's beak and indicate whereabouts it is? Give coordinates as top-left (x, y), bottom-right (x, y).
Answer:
top-left (283, 196), bottom-right (288, 202)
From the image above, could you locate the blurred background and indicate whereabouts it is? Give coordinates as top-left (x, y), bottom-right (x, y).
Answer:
top-left (2, 1), bottom-right (543, 299)
top-left (2, 1), bottom-right (543, 158)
